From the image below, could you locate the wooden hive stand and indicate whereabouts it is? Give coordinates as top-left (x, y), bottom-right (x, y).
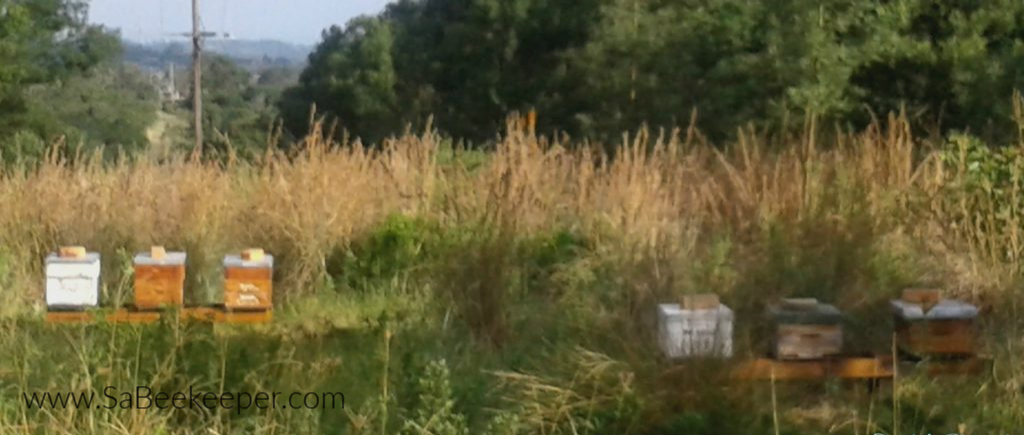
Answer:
top-left (732, 355), bottom-right (895, 381)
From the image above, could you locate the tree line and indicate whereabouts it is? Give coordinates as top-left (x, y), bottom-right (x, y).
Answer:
top-left (0, 0), bottom-right (173, 161)
top-left (280, 0), bottom-right (1024, 145)
top-left (3, 0), bottom-right (1024, 156)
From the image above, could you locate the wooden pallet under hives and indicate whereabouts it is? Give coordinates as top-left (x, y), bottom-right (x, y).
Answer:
top-left (45, 306), bottom-right (272, 324)
top-left (730, 354), bottom-right (990, 381)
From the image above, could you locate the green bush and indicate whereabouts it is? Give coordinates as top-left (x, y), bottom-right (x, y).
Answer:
top-left (518, 228), bottom-right (589, 296)
top-left (939, 132), bottom-right (1024, 269)
top-left (401, 359), bottom-right (469, 435)
top-left (326, 214), bottom-right (441, 291)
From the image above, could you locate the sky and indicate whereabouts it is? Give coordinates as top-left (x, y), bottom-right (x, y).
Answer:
top-left (88, 0), bottom-right (393, 45)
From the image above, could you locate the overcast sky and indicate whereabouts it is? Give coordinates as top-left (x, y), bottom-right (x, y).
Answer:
top-left (88, 0), bottom-right (393, 45)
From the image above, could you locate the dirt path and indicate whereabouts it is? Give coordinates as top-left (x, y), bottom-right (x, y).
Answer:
top-left (144, 110), bottom-right (189, 157)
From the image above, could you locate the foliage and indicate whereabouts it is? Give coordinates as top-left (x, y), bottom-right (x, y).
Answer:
top-left (283, 0), bottom-right (1024, 144)
top-left (400, 359), bottom-right (469, 435)
top-left (18, 64), bottom-right (158, 155)
top-left (939, 131), bottom-right (1024, 269)
top-left (280, 16), bottom-right (399, 145)
top-left (327, 214), bottom-right (441, 291)
top-left (0, 0), bottom-right (122, 142)
top-left (184, 54), bottom-right (280, 156)
top-left (492, 348), bottom-right (646, 434)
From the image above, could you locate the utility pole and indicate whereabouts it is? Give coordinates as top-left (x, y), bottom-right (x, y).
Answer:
top-left (171, 0), bottom-right (227, 158)
top-left (630, 0), bottom-right (638, 107)
top-left (192, 0), bottom-right (203, 157)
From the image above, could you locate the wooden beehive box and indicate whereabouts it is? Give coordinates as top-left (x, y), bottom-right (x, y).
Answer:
top-left (768, 298), bottom-right (843, 360)
top-left (657, 294), bottom-right (733, 359)
top-left (133, 246), bottom-right (186, 310)
top-left (891, 288), bottom-right (978, 357)
top-left (223, 249), bottom-right (273, 311)
top-left (45, 247), bottom-right (101, 310)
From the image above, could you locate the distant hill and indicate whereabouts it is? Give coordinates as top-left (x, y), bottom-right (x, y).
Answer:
top-left (122, 39), bottom-right (312, 72)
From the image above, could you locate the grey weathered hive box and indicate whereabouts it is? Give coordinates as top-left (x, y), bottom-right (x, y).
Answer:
top-left (891, 288), bottom-right (978, 357)
top-left (768, 298), bottom-right (843, 360)
top-left (657, 294), bottom-right (733, 359)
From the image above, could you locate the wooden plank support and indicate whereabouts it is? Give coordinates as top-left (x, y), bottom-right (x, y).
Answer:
top-left (218, 310), bottom-right (273, 324)
top-left (45, 311), bottom-right (97, 324)
top-left (732, 356), bottom-right (990, 380)
top-left (179, 307), bottom-right (273, 324)
top-left (46, 307), bottom-right (273, 324)
top-left (732, 357), bottom-right (894, 381)
top-left (900, 357), bottom-right (991, 377)
top-left (104, 310), bottom-right (162, 324)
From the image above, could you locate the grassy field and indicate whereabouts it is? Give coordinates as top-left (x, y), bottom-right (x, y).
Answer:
top-left (1, 115), bottom-right (1023, 434)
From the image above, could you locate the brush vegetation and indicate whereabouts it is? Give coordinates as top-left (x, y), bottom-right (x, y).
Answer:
top-left (0, 107), bottom-right (1024, 434)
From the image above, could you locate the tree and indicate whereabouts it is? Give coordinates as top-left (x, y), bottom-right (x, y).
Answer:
top-left (280, 16), bottom-right (399, 144)
top-left (186, 54), bottom-right (279, 156)
top-left (281, 0), bottom-right (1024, 145)
top-left (19, 64), bottom-right (158, 158)
top-left (283, 0), bottom-right (603, 144)
top-left (0, 0), bottom-right (124, 153)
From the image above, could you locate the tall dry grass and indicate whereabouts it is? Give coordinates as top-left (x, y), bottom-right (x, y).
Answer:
top-left (0, 113), bottom-right (1006, 314)
top-left (6, 113), bottom-right (1024, 434)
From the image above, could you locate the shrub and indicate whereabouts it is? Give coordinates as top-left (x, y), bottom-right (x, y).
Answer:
top-left (401, 359), bottom-right (469, 435)
top-left (327, 214), bottom-right (441, 291)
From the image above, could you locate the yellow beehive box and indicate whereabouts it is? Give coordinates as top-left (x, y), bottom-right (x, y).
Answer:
top-left (133, 246), bottom-right (186, 310)
top-left (223, 249), bottom-right (273, 311)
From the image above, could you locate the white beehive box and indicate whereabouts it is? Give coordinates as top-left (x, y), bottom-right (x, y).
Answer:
top-left (45, 248), bottom-right (101, 310)
top-left (657, 299), bottom-right (733, 359)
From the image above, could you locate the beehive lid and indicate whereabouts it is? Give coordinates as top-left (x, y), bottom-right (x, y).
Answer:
top-left (659, 303), bottom-right (734, 320)
top-left (134, 247), bottom-right (187, 266)
top-left (45, 251), bottom-right (100, 264)
top-left (891, 299), bottom-right (978, 320)
top-left (769, 298), bottom-right (842, 325)
top-left (223, 251), bottom-right (274, 268)
top-left (681, 293), bottom-right (721, 310)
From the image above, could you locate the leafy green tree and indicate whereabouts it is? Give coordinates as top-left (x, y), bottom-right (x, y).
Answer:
top-left (280, 16), bottom-right (398, 144)
top-left (0, 0), bottom-right (119, 135)
top-left (185, 54), bottom-right (279, 156)
top-left (281, 0), bottom-right (1024, 144)
top-left (19, 64), bottom-right (158, 157)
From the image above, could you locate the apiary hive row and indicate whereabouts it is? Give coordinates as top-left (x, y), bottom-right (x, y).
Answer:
top-left (45, 246), bottom-right (274, 312)
top-left (656, 290), bottom-right (980, 362)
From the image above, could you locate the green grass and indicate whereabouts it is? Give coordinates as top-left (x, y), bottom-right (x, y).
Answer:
top-left (3, 119), bottom-right (1024, 434)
